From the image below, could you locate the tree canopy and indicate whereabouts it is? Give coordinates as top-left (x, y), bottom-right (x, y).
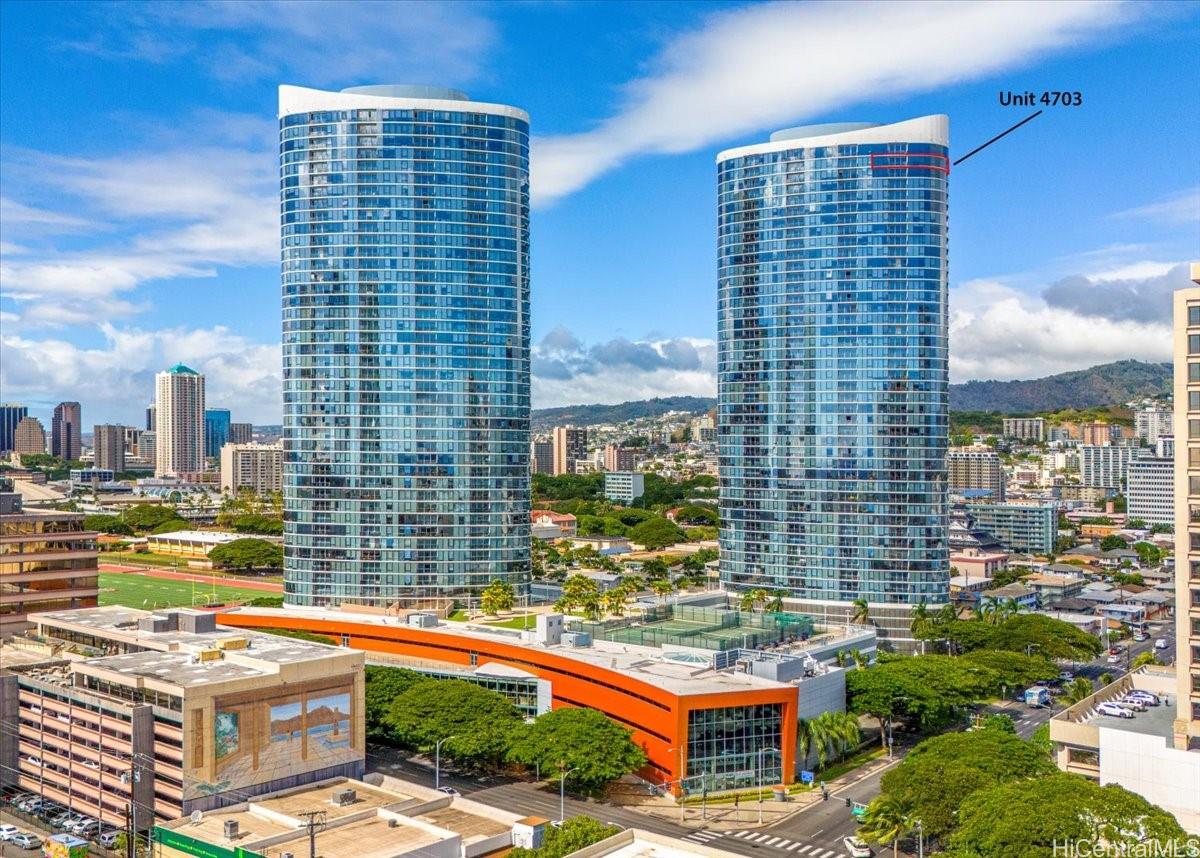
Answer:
top-left (879, 729), bottom-right (1055, 839)
top-left (230, 513), bottom-right (284, 536)
top-left (846, 655), bottom-right (998, 738)
top-left (83, 514), bottom-right (133, 536)
top-left (363, 665), bottom-right (426, 743)
top-left (627, 516), bottom-right (685, 549)
top-left (945, 613), bottom-right (1102, 661)
top-left (480, 579), bottom-right (516, 615)
top-left (958, 649), bottom-right (1059, 693)
top-left (946, 773), bottom-right (1186, 856)
top-left (507, 707), bottom-right (647, 795)
top-left (123, 503), bottom-right (186, 531)
top-left (208, 538), bottom-right (283, 570)
top-left (509, 817), bottom-right (621, 858)
top-left (383, 679), bottom-right (524, 771)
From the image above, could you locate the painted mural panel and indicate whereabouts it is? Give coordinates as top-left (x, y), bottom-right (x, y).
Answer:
top-left (186, 681), bottom-right (358, 800)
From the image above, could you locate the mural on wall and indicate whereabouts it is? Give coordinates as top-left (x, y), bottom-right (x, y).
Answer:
top-left (214, 711), bottom-right (239, 760)
top-left (188, 681), bottom-right (358, 801)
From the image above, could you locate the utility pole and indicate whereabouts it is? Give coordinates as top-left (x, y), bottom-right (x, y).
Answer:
top-left (125, 804), bottom-right (134, 858)
top-left (298, 810), bottom-right (326, 858)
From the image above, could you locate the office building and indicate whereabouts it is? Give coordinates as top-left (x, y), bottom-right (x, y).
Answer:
top-left (155, 363), bottom-right (206, 477)
top-left (220, 442), bottom-right (284, 495)
top-left (228, 422), bottom-right (253, 444)
top-left (1002, 417), bottom-right (1046, 442)
top-left (139, 430), bottom-right (156, 464)
top-left (280, 85), bottom-right (530, 608)
top-left (947, 447), bottom-right (1005, 501)
top-left (145, 404), bottom-right (156, 431)
top-left (0, 605), bottom-right (365, 823)
top-left (604, 471), bottom-right (645, 505)
top-left (717, 116), bottom-right (950, 633)
top-left (1136, 404), bottom-right (1174, 446)
top-left (1158, 435), bottom-right (1176, 459)
top-left (92, 423), bottom-right (126, 473)
top-left (12, 416), bottom-right (46, 456)
top-left (204, 408), bottom-right (231, 459)
top-left (551, 426), bottom-right (587, 475)
top-left (530, 439), bottom-right (553, 474)
top-left (220, 597), bottom-right (869, 792)
top-left (603, 444), bottom-right (639, 473)
top-left (50, 401), bottom-right (81, 461)
top-left (0, 403), bottom-right (28, 453)
top-left (0, 480), bottom-right (99, 634)
top-left (1080, 421), bottom-right (1112, 446)
top-left (1174, 279), bottom-right (1200, 751)
top-left (1080, 444), bottom-right (1140, 489)
top-left (961, 501), bottom-right (1056, 555)
top-left (691, 414), bottom-right (716, 443)
top-left (123, 425), bottom-right (140, 454)
top-left (1126, 457), bottom-right (1173, 527)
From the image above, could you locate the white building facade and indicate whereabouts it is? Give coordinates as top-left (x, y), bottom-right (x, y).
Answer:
top-left (154, 364), bottom-right (206, 477)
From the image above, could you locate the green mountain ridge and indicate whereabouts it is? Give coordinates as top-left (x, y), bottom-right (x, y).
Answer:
top-left (530, 361), bottom-right (1170, 427)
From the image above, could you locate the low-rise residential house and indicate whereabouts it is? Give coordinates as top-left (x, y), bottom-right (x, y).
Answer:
top-left (950, 548), bottom-right (1008, 580)
top-left (980, 583), bottom-right (1040, 611)
top-left (1040, 610), bottom-right (1104, 635)
top-left (1023, 572), bottom-right (1086, 605)
top-left (949, 574), bottom-right (993, 604)
top-left (531, 510), bottom-right (578, 540)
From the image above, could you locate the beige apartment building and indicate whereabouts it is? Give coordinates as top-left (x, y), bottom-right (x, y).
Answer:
top-left (92, 423), bottom-right (126, 473)
top-left (12, 417), bottom-right (46, 456)
top-left (551, 426), bottom-right (587, 475)
top-left (220, 442), bottom-right (283, 495)
top-left (155, 364), bottom-right (206, 477)
top-left (0, 606), bottom-right (364, 825)
top-left (947, 447), bottom-right (1005, 500)
top-left (1175, 275), bottom-right (1200, 750)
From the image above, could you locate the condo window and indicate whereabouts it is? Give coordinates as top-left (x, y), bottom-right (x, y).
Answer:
top-left (1192, 335), bottom-right (1200, 355)
top-left (1192, 391), bottom-right (1200, 412)
top-left (1191, 363), bottom-right (1200, 383)
top-left (1192, 420), bottom-right (1200, 439)
top-left (1190, 305), bottom-right (1200, 326)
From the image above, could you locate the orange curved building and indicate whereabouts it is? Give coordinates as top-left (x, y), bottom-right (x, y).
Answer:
top-left (217, 608), bottom-right (800, 791)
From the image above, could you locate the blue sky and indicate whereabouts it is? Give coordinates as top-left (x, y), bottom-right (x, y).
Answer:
top-left (1, 0), bottom-right (1198, 425)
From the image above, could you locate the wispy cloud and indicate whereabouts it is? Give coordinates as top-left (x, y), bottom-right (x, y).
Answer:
top-left (1111, 186), bottom-right (1200, 225)
top-left (532, 0), bottom-right (1133, 204)
top-left (60, 0), bottom-right (496, 86)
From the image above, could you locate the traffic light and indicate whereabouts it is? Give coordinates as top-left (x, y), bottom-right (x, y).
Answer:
top-left (845, 798), bottom-right (853, 808)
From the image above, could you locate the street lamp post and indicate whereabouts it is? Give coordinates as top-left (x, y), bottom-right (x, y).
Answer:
top-left (558, 767), bottom-right (579, 825)
top-left (916, 819), bottom-right (925, 858)
top-left (435, 736), bottom-right (456, 790)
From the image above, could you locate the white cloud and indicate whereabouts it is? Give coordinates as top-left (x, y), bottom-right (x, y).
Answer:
top-left (531, 0), bottom-right (1133, 203)
top-left (62, 0), bottom-right (495, 87)
top-left (1111, 186), bottom-right (1200, 225)
top-left (949, 277), bottom-right (1171, 382)
top-left (0, 323), bottom-right (280, 425)
top-left (0, 196), bottom-right (95, 232)
top-left (531, 328), bottom-right (716, 408)
top-left (1, 143), bottom-right (275, 326)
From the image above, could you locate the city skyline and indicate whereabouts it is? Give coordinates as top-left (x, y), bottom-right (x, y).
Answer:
top-left (1, 1), bottom-right (1197, 425)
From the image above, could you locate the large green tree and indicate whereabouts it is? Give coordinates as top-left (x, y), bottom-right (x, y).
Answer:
top-left (879, 730), bottom-right (1055, 840)
top-left (945, 613), bottom-right (1102, 661)
top-left (509, 817), bottom-right (621, 858)
top-left (231, 514), bottom-right (284, 536)
top-left (946, 773), bottom-right (1186, 857)
top-left (123, 503), bottom-right (186, 531)
top-left (627, 517), bottom-right (686, 550)
top-left (363, 666), bottom-right (426, 743)
top-left (383, 679), bottom-right (524, 771)
top-left (846, 655), bottom-right (998, 742)
top-left (208, 538), bottom-right (283, 570)
top-left (83, 514), bottom-right (133, 536)
top-left (507, 707), bottom-right (646, 795)
top-left (958, 650), bottom-right (1059, 694)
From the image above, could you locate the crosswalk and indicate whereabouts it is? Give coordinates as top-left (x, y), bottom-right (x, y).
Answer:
top-left (682, 829), bottom-right (848, 858)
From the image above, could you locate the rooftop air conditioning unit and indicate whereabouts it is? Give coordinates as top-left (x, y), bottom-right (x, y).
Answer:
top-left (282, 852), bottom-right (294, 858)
top-left (387, 819), bottom-right (398, 829)
top-left (332, 788), bottom-right (356, 806)
top-left (223, 820), bottom-right (239, 840)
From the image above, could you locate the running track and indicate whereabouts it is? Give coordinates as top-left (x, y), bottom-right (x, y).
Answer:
top-left (99, 562), bottom-right (283, 593)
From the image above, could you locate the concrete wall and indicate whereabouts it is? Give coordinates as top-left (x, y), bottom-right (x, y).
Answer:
top-left (1099, 727), bottom-right (1200, 833)
top-left (0, 674), bottom-right (17, 788)
top-left (796, 669), bottom-right (847, 721)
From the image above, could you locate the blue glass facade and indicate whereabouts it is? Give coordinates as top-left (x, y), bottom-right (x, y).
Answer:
top-left (717, 118), bottom-right (949, 605)
top-left (279, 85), bottom-right (531, 607)
top-left (204, 409), bottom-right (230, 459)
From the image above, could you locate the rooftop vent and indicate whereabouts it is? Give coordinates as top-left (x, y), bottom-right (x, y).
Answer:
top-left (332, 788), bottom-right (356, 807)
top-left (223, 820), bottom-right (239, 841)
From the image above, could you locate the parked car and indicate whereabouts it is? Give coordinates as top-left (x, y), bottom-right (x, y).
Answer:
top-left (97, 830), bottom-right (123, 849)
top-left (1058, 671), bottom-right (1074, 682)
top-left (1127, 691), bottom-right (1160, 705)
top-left (14, 796), bottom-right (42, 812)
top-left (1097, 702), bottom-right (1135, 718)
top-left (1154, 638), bottom-right (1169, 650)
top-left (23, 756), bottom-right (42, 768)
top-left (1116, 697), bottom-right (1147, 711)
top-left (53, 812), bottom-right (83, 830)
top-left (73, 821), bottom-right (101, 838)
top-left (436, 786), bottom-right (460, 797)
top-left (1132, 632), bottom-right (1148, 642)
top-left (0, 825), bottom-right (20, 842)
top-left (1107, 654), bottom-right (1121, 664)
top-left (11, 833), bottom-right (42, 850)
top-left (843, 836), bottom-right (873, 858)
top-left (1108, 647), bottom-right (1121, 656)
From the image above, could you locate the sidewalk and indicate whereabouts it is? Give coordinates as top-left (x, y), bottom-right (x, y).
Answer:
top-left (607, 749), bottom-right (901, 830)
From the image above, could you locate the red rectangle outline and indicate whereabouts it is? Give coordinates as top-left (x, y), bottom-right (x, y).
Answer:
top-left (869, 153), bottom-right (950, 175)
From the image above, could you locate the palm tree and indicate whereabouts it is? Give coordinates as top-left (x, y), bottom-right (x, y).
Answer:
top-left (751, 587), bottom-right (769, 611)
top-left (796, 718), bottom-right (814, 768)
top-left (604, 589), bottom-right (626, 617)
top-left (1002, 597), bottom-right (1023, 620)
top-left (849, 649), bottom-right (867, 670)
top-left (651, 579), bottom-right (673, 603)
top-left (739, 590), bottom-right (756, 611)
top-left (1061, 676), bottom-right (1095, 706)
top-left (834, 712), bottom-right (862, 762)
top-left (909, 601), bottom-right (930, 638)
top-left (766, 590), bottom-right (785, 613)
top-left (978, 597), bottom-right (999, 625)
top-left (850, 598), bottom-right (870, 625)
top-left (858, 795), bottom-right (916, 858)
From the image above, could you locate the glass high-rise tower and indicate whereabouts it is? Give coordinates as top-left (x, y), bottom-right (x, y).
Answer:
top-left (279, 84), bottom-right (531, 607)
top-left (717, 116), bottom-right (949, 610)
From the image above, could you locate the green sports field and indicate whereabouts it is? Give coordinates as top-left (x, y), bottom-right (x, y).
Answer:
top-left (98, 572), bottom-right (275, 610)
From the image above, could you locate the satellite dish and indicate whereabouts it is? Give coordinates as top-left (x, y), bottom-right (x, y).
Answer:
top-left (191, 811), bottom-right (203, 824)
